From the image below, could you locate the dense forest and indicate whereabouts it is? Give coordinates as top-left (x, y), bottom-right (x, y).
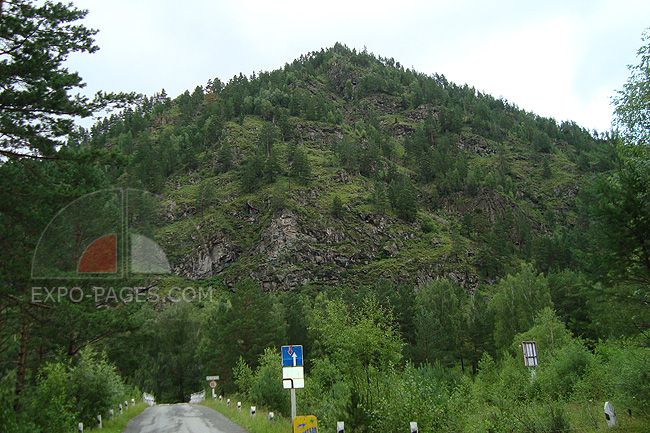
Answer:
top-left (2, 2), bottom-right (650, 432)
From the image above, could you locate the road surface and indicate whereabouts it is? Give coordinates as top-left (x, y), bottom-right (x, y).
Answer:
top-left (122, 403), bottom-right (250, 433)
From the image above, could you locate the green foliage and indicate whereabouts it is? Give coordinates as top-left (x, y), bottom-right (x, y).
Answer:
top-left (235, 348), bottom-right (290, 415)
top-left (299, 356), bottom-right (351, 429)
top-left (578, 338), bottom-right (650, 416)
top-left (233, 357), bottom-right (255, 399)
top-left (29, 362), bottom-right (78, 433)
top-left (4, 37), bottom-right (649, 433)
top-left (515, 309), bottom-right (590, 398)
top-left (0, 381), bottom-right (36, 433)
top-left (331, 195), bottom-right (343, 218)
top-left (546, 270), bottom-right (596, 341)
top-left (310, 295), bottom-right (402, 376)
top-left (387, 174), bottom-right (418, 221)
top-left (21, 348), bottom-right (126, 432)
top-left (533, 130), bottom-right (554, 153)
top-left (369, 364), bottom-right (453, 433)
top-left (306, 294), bottom-right (403, 431)
top-left (371, 180), bottom-right (389, 215)
top-left (202, 398), bottom-right (292, 433)
top-left (0, 0), bottom-right (135, 159)
top-left (136, 301), bottom-right (202, 403)
top-left (413, 279), bottom-right (464, 367)
top-left (68, 348), bottom-right (126, 426)
top-left (214, 279), bottom-right (287, 390)
top-left (289, 145), bottom-right (311, 183)
top-left (614, 28), bottom-right (650, 146)
top-left (490, 264), bottom-right (552, 350)
top-left (588, 142), bottom-right (650, 333)
top-left (84, 402), bottom-right (149, 433)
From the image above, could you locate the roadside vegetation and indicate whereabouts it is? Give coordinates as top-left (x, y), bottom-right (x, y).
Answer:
top-left (2, 1), bottom-right (650, 432)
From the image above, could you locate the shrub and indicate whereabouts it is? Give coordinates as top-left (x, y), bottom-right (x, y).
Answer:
top-left (24, 348), bottom-right (126, 432)
top-left (69, 348), bottom-right (126, 426)
top-left (537, 340), bottom-right (592, 399)
top-left (233, 356), bottom-right (254, 399)
top-left (234, 349), bottom-right (290, 416)
top-left (251, 348), bottom-right (290, 415)
top-left (30, 362), bottom-right (78, 433)
top-left (368, 364), bottom-right (453, 433)
top-left (578, 338), bottom-right (650, 416)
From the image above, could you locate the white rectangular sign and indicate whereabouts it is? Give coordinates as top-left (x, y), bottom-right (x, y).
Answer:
top-left (206, 375), bottom-right (219, 381)
top-left (282, 366), bottom-right (304, 389)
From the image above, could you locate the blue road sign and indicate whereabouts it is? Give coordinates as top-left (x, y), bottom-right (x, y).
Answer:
top-left (281, 345), bottom-right (303, 367)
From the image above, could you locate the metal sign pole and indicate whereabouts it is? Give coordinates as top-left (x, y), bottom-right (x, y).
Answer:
top-left (282, 345), bottom-right (303, 421)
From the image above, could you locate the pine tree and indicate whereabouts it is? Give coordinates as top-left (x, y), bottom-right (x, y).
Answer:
top-left (372, 181), bottom-right (389, 215)
top-left (290, 146), bottom-right (311, 183)
top-left (332, 195), bottom-right (343, 218)
top-left (0, 0), bottom-right (135, 159)
top-left (217, 140), bottom-right (233, 173)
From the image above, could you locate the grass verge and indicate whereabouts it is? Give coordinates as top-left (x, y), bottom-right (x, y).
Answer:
top-left (84, 401), bottom-right (149, 433)
top-left (202, 397), bottom-right (291, 433)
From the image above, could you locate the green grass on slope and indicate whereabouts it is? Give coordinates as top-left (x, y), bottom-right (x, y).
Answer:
top-left (84, 401), bottom-right (148, 433)
top-left (202, 397), bottom-right (291, 433)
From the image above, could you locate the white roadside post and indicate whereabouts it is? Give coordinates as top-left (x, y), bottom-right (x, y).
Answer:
top-left (337, 421), bottom-right (344, 433)
top-left (410, 421), bottom-right (418, 433)
top-left (237, 401), bottom-right (241, 412)
top-left (124, 400), bottom-right (128, 410)
top-left (109, 409), bottom-right (114, 419)
top-left (250, 406), bottom-right (256, 418)
top-left (77, 422), bottom-right (83, 432)
top-left (281, 345), bottom-right (304, 421)
top-left (142, 392), bottom-right (156, 407)
top-left (604, 402), bottom-right (617, 428)
top-left (268, 412), bottom-right (274, 421)
top-left (119, 404), bottom-right (123, 415)
top-left (131, 398), bottom-right (135, 406)
top-left (96, 414), bottom-right (102, 429)
top-left (189, 390), bottom-right (206, 404)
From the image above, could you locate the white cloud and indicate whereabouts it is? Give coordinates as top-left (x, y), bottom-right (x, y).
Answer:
top-left (64, 0), bottom-right (650, 132)
top-left (440, 16), bottom-right (577, 109)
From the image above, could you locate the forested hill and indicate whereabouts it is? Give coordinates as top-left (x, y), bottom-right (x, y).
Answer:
top-left (72, 43), bottom-right (611, 290)
top-left (7, 35), bottom-right (650, 432)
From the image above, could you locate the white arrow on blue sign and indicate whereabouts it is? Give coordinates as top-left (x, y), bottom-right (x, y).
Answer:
top-left (281, 345), bottom-right (303, 367)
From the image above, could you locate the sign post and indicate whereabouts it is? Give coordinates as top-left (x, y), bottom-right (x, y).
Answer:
top-left (206, 375), bottom-right (219, 399)
top-left (282, 345), bottom-right (304, 421)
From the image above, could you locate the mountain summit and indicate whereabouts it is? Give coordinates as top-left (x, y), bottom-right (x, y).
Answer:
top-left (79, 43), bottom-right (610, 290)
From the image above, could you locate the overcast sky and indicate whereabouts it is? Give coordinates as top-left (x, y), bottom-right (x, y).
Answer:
top-left (66, 0), bottom-right (650, 133)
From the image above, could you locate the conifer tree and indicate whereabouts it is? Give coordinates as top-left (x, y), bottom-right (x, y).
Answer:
top-left (0, 0), bottom-right (135, 159)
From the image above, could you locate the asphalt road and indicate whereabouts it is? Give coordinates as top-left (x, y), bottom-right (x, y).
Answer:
top-left (122, 403), bottom-right (250, 433)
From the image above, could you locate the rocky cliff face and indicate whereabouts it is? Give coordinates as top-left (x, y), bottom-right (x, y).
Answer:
top-left (179, 232), bottom-right (241, 280)
top-left (176, 194), bottom-right (483, 292)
